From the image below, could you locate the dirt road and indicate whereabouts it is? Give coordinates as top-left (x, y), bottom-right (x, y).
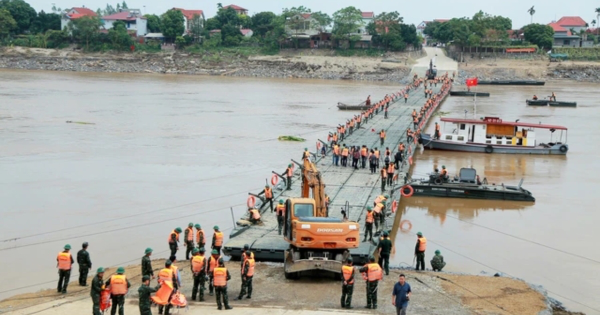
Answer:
top-left (412, 47), bottom-right (458, 77)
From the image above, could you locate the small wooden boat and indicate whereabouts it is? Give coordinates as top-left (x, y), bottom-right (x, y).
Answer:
top-left (526, 99), bottom-right (548, 106)
top-left (450, 91), bottom-right (490, 97)
top-left (337, 101), bottom-right (370, 111)
top-left (479, 80), bottom-right (545, 86)
top-left (549, 101), bottom-right (577, 107)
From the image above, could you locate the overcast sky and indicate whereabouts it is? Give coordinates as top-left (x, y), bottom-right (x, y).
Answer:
top-left (35, 0), bottom-right (599, 28)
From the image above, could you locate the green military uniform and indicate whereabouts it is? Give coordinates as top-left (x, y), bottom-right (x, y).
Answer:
top-left (431, 250), bottom-right (446, 271)
top-left (195, 224), bottom-right (205, 249)
top-left (141, 248), bottom-right (154, 279)
top-left (213, 260), bottom-right (232, 310)
top-left (340, 259), bottom-right (355, 309)
top-left (363, 208), bottom-right (374, 242)
top-left (359, 257), bottom-right (382, 309)
top-left (377, 233), bottom-right (393, 275)
top-left (191, 248), bottom-right (207, 301)
top-left (105, 267), bottom-right (131, 315)
top-left (237, 254), bottom-right (253, 299)
top-left (90, 268), bottom-right (104, 315)
top-left (57, 245), bottom-right (74, 294)
top-left (138, 279), bottom-right (159, 315)
top-left (77, 243), bottom-right (92, 286)
top-left (184, 223), bottom-right (194, 260)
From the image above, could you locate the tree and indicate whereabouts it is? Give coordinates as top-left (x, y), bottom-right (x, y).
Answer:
top-left (205, 17), bottom-right (220, 31)
top-left (310, 11), bottom-right (332, 32)
top-left (250, 11), bottom-right (276, 38)
top-left (189, 13), bottom-right (204, 43)
top-left (596, 7), bottom-right (600, 35)
top-left (95, 8), bottom-right (102, 17)
top-left (144, 14), bottom-right (160, 33)
top-left (332, 6), bottom-right (363, 47)
top-left (104, 4), bottom-right (116, 16)
top-left (68, 16), bottom-right (102, 50)
top-left (161, 9), bottom-right (184, 42)
top-left (239, 14), bottom-right (252, 28)
top-left (400, 24), bottom-right (418, 47)
top-left (31, 10), bottom-right (60, 34)
top-left (282, 6), bottom-right (311, 19)
top-left (121, 1), bottom-right (128, 9)
top-left (0, 8), bottom-right (17, 38)
top-left (108, 21), bottom-right (132, 50)
top-left (216, 6), bottom-right (240, 28)
top-left (592, 19), bottom-right (597, 28)
top-left (221, 23), bottom-right (242, 46)
top-left (0, 0), bottom-right (37, 34)
top-left (527, 6), bottom-right (535, 24)
top-left (523, 23), bottom-right (553, 49)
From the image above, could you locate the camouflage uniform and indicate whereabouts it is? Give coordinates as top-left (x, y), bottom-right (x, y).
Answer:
top-left (191, 254), bottom-right (207, 301)
top-left (238, 258), bottom-right (253, 299)
top-left (138, 284), bottom-right (159, 315)
top-left (377, 237), bottom-right (393, 275)
top-left (184, 226), bottom-right (194, 260)
top-left (141, 255), bottom-right (153, 279)
top-left (77, 248), bottom-right (92, 286)
top-left (105, 275), bottom-right (131, 315)
top-left (430, 253), bottom-right (446, 271)
top-left (90, 274), bottom-right (103, 315)
top-left (214, 268), bottom-right (232, 310)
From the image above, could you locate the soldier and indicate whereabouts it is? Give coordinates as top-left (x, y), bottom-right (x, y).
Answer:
top-left (195, 224), bottom-right (205, 249)
top-left (191, 247), bottom-right (207, 301)
top-left (380, 167), bottom-right (387, 192)
top-left (90, 267), bottom-right (105, 315)
top-left (77, 242), bottom-right (92, 286)
top-left (340, 258), bottom-right (355, 309)
top-left (284, 164), bottom-right (294, 190)
top-left (184, 222), bottom-right (195, 260)
top-left (415, 232), bottom-right (427, 271)
top-left (56, 244), bottom-right (74, 294)
top-left (168, 227), bottom-right (182, 258)
top-left (207, 249), bottom-right (221, 296)
top-left (169, 255), bottom-right (182, 289)
top-left (212, 226), bottom-right (223, 254)
top-left (430, 249), bottom-right (446, 272)
top-left (363, 207), bottom-right (374, 242)
top-left (275, 199), bottom-right (285, 235)
top-left (377, 231), bottom-right (393, 276)
top-left (259, 185), bottom-right (274, 212)
top-left (237, 250), bottom-right (255, 300)
top-left (157, 260), bottom-right (176, 315)
top-left (240, 244), bottom-right (254, 268)
top-left (247, 207), bottom-right (261, 224)
top-left (105, 267), bottom-right (131, 315)
top-left (213, 258), bottom-right (233, 310)
top-left (359, 256), bottom-right (383, 309)
top-left (138, 275), bottom-right (159, 315)
top-left (141, 248), bottom-right (154, 280)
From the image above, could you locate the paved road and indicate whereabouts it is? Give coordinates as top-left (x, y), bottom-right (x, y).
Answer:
top-left (412, 47), bottom-right (458, 77)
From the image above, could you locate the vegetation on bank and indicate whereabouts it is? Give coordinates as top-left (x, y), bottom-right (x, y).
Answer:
top-left (553, 47), bottom-right (600, 60)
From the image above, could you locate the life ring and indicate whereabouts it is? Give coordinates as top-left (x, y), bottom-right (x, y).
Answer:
top-left (401, 185), bottom-right (414, 197)
top-left (392, 200), bottom-right (398, 213)
top-left (485, 145), bottom-right (493, 154)
top-left (559, 145), bottom-right (568, 153)
top-left (434, 178), bottom-right (442, 185)
top-left (408, 156), bottom-right (413, 165)
top-left (247, 196), bottom-right (256, 208)
top-left (271, 174), bottom-right (279, 186)
top-left (400, 220), bottom-right (413, 232)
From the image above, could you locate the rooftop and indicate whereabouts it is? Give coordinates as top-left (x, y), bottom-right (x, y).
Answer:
top-left (173, 8), bottom-right (204, 20)
top-left (556, 16), bottom-right (587, 27)
top-left (361, 12), bottom-right (374, 19)
top-left (434, 19), bottom-right (450, 23)
top-left (548, 22), bottom-right (567, 32)
top-left (441, 117), bottom-right (567, 130)
top-left (223, 4), bottom-right (247, 11)
top-left (102, 11), bottom-right (142, 21)
top-left (70, 7), bottom-right (97, 17)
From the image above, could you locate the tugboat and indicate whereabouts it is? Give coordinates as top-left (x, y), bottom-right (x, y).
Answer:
top-left (398, 168), bottom-right (535, 202)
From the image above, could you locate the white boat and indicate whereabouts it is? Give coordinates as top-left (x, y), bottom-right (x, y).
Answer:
top-left (419, 117), bottom-right (569, 155)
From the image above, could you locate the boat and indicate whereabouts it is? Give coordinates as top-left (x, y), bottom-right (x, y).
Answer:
top-left (450, 91), bottom-right (490, 97)
top-left (478, 80), bottom-right (545, 86)
top-left (549, 101), bottom-right (577, 107)
top-left (399, 168), bottom-right (535, 202)
top-left (419, 116), bottom-right (569, 155)
top-left (337, 101), bottom-right (370, 111)
top-left (526, 99), bottom-right (548, 106)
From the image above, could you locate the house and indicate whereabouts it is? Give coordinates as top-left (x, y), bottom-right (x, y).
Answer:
top-left (60, 7), bottom-right (97, 31)
top-left (549, 22), bottom-right (580, 47)
top-left (555, 16), bottom-right (587, 33)
top-left (416, 19), bottom-right (450, 37)
top-left (285, 13), bottom-right (320, 37)
top-left (173, 8), bottom-right (205, 34)
top-left (359, 11), bottom-right (375, 34)
top-left (102, 9), bottom-right (147, 37)
top-left (222, 4), bottom-right (248, 15)
top-left (241, 29), bottom-right (253, 37)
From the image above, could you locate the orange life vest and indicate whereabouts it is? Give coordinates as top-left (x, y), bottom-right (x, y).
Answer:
top-left (168, 230), bottom-right (179, 243)
top-left (333, 133), bottom-right (338, 141)
top-left (440, 169), bottom-right (447, 176)
top-left (342, 265), bottom-right (354, 284)
top-left (418, 237), bottom-right (427, 251)
top-left (374, 203), bottom-right (384, 214)
top-left (196, 229), bottom-right (205, 244)
top-left (380, 131), bottom-right (386, 139)
top-left (361, 148), bottom-right (367, 157)
top-left (250, 209), bottom-right (260, 220)
top-left (286, 167), bottom-right (293, 177)
top-left (170, 265), bottom-right (179, 283)
top-left (110, 274), bottom-right (128, 295)
top-left (367, 263), bottom-right (383, 281)
top-left (387, 164), bottom-right (395, 173)
top-left (342, 148), bottom-right (349, 157)
top-left (333, 145), bottom-right (340, 155)
top-left (186, 227), bottom-right (194, 241)
top-left (244, 258), bottom-right (255, 277)
top-left (158, 267), bottom-right (174, 283)
top-left (214, 231), bottom-right (223, 246)
top-left (366, 211), bottom-right (374, 223)
top-left (242, 251), bottom-right (255, 263)
top-left (191, 255), bottom-right (205, 273)
top-left (213, 267), bottom-right (227, 286)
top-left (276, 204), bottom-right (285, 216)
top-left (208, 255), bottom-right (221, 272)
top-left (380, 169), bottom-right (387, 178)
top-left (264, 188), bottom-right (273, 199)
top-left (374, 150), bottom-right (380, 158)
top-left (374, 195), bottom-right (386, 204)
top-left (57, 252), bottom-right (72, 270)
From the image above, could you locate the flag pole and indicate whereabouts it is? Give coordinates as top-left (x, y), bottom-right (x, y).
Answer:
top-left (474, 79), bottom-right (477, 119)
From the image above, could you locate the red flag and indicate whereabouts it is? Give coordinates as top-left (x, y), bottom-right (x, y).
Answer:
top-left (466, 77), bottom-right (478, 87)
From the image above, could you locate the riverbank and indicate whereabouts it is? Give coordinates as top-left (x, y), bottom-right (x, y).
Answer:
top-left (0, 259), bottom-right (569, 315)
top-left (0, 47), bottom-right (414, 83)
top-left (455, 58), bottom-right (600, 84)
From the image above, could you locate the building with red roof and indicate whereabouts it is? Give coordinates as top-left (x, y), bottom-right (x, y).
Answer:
top-left (102, 9), bottom-right (147, 37)
top-left (60, 7), bottom-right (97, 31)
top-left (359, 11), bottom-right (375, 34)
top-left (172, 8), bottom-right (205, 35)
top-left (548, 18), bottom-right (583, 47)
top-left (222, 4), bottom-right (248, 15)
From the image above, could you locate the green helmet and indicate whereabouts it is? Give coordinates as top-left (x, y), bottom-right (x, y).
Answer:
top-left (288, 164), bottom-right (292, 167)
top-left (243, 244), bottom-right (249, 250)
top-left (435, 250), bottom-right (441, 255)
top-left (97, 267), bottom-right (105, 273)
top-left (346, 257), bottom-right (353, 264)
top-left (175, 227), bottom-right (182, 233)
top-left (195, 224), bottom-right (201, 229)
top-left (211, 249), bottom-right (219, 255)
top-left (116, 267), bottom-right (125, 274)
top-left (417, 231), bottom-right (423, 236)
top-left (213, 225), bottom-right (219, 230)
top-left (367, 206), bottom-right (372, 211)
top-left (188, 222), bottom-right (193, 227)
top-left (145, 247), bottom-right (153, 254)
top-left (384, 194), bottom-right (389, 199)
top-left (192, 248), bottom-right (199, 254)
top-left (64, 244), bottom-right (71, 250)
top-left (165, 260), bottom-right (172, 266)
top-left (218, 258), bottom-right (225, 265)
top-left (368, 255), bottom-right (375, 262)
top-left (142, 275), bottom-right (150, 282)
top-left (199, 247), bottom-right (206, 253)
top-left (279, 199), bottom-right (284, 204)
top-left (442, 165), bottom-right (446, 169)
top-left (304, 148), bottom-right (308, 150)
top-left (265, 185), bottom-right (269, 188)
top-left (381, 200), bottom-right (386, 205)
top-left (383, 231), bottom-right (389, 237)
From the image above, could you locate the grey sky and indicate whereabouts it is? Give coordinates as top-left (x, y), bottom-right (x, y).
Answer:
top-left (37, 0), bottom-right (599, 29)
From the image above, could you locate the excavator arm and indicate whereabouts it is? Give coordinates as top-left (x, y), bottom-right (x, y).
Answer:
top-left (301, 158), bottom-right (327, 217)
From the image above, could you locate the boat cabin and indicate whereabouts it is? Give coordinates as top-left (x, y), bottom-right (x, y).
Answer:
top-left (438, 117), bottom-right (567, 147)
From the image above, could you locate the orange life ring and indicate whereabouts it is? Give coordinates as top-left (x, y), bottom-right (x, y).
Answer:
top-left (408, 156), bottom-right (413, 165)
top-left (401, 185), bottom-right (414, 197)
top-left (271, 174), bottom-right (279, 186)
top-left (392, 200), bottom-right (398, 213)
top-left (247, 196), bottom-right (256, 208)
top-left (400, 220), bottom-right (412, 232)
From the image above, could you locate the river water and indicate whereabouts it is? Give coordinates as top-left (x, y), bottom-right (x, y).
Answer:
top-left (0, 70), bottom-right (598, 314)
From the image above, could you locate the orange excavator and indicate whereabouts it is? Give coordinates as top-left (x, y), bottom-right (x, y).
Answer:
top-left (283, 157), bottom-right (360, 279)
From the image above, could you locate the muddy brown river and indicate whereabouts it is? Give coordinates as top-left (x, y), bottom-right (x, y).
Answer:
top-left (0, 70), bottom-right (598, 314)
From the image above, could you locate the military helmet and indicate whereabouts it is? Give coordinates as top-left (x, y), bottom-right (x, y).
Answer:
top-left (82, 242), bottom-right (89, 248)
top-left (435, 250), bottom-right (441, 255)
top-left (212, 249), bottom-right (219, 255)
top-left (188, 222), bottom-right (194, 227)
top-left (64, 244), bottom-right (71, 250)
top-left (288, 164), bottom-right (292, 167)
top-left (417, 231), bottom-right (423, 236)
top-left (165, 260), bottom-right (172, 266)
top-left (368, 255), bottom-right (375, 262)
top-left (97, 267), bottom-right (105, 273)
top-left (199, 247), bottom-right (206, 253)
top-left (116, 267), bottom-right (125, 274)
top-left (384, 194), bottom-right (389, 199)
top-left (145, 247), bottom-right (153, 254)
top-left (195, 224), bottom-right (201, 229)
top-left (367, 206), bottom-right (372, 211)
top-left (213, 225), bottom-right (219, 230)
top-left (279, 199), bottom-right (284, 204)
top-left (243, 244), bottom-right (249, 250)
top-left (142, 275), bottom-right (150, 282)
top-left (346, 257), bottom-right (353, 264)
top-left (175, 227), bottom-right (182, 233)
top-left (192, 248), bottom-right (199, 254)
top-left (383, 231), bottom-right (389, 237)
top-left (218, 258), bottom-right (225, 265)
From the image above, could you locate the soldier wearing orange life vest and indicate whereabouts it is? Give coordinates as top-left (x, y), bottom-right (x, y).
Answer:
top-left (213, 258), bottom-right (232, 310)
top-left (259, 184), bottom-right (274, 212)
top-left (184, 223), bottom-right (194, 260)
top-left (247, 207), bottom-right (261, 224)
top-left (275, 199), bottom-right (285, 235)
top-left (237, 250), bottom-right (255, 300)
top-left (195, 224), bottom-right (205, 250)
top-left (157, 260), bottom-right (176, 315)
top-left (105, 267), bottom-right (130, 315)
top-left (207, 249), bottom-right (221, 296)
top-left (191, 247), bottom-right (207, 301)
top-left (379, 129), bottom-right (386, 146)
top-left (56, 244), bottom-right (74, 294)
top-left (363, 207), bottom-right (374, 242)
top-left (340, 258), bottom-right (355, 309)
top-left (91, 267), bottom-right (105, 315)
top-left (359, 256), bottom-right (383, 309)
top-left (168, 227), bottom-right (182, 258)
top-left (212, 226), bottom-right (223, 254)
top-left (284, 164), bottom-right (293, 190)
top-left (415, 231), bottom-right (427, 271)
